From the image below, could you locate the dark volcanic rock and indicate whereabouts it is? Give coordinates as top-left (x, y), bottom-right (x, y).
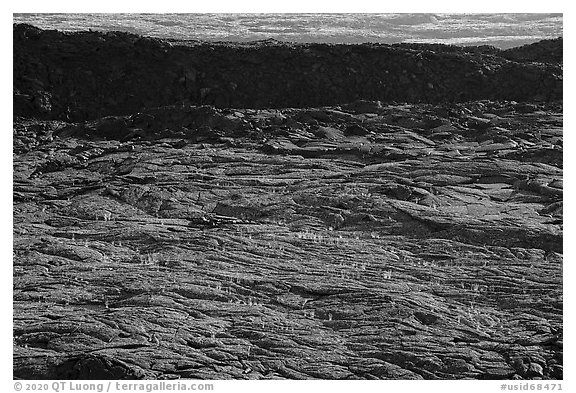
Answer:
top-left (14, 24), bottom-right (562, 121)
top-left (13, 24), bottom-right (562, 382)
top-left (13, 99), bottom-right (562, 380)
top-left (502, 38), bottom-right (563, 65)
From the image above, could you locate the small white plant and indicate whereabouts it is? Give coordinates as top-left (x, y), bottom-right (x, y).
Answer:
top-left (95, 210), bottom-right (112, 221)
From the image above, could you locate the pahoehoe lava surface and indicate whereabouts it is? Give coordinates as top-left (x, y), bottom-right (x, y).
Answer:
top-left (13, 24), bottom-right (562, 380)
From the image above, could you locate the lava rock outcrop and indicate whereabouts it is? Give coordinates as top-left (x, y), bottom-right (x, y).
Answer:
top-left (13, 25), bottom-right (562, 380)
top-left (14, 24), bottom-right (562, 121)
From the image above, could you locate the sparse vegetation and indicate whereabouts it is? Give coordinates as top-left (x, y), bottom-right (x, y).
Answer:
top-left (13, 24), bottom-right (562, 379)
